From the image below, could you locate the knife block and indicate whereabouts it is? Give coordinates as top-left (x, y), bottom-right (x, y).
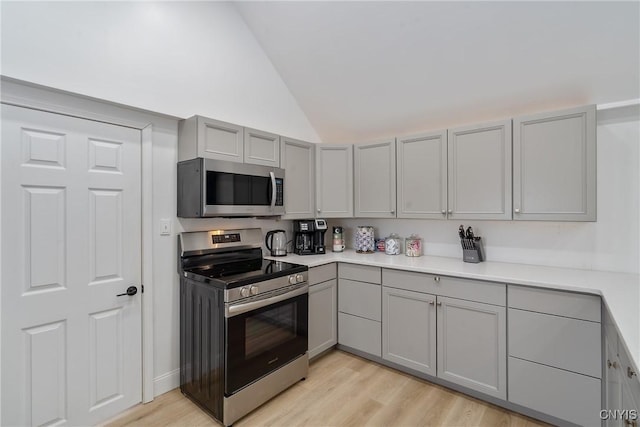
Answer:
top-left (461, 237), bottom-right (485, 263)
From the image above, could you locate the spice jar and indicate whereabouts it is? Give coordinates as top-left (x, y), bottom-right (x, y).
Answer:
top-left (405, 234), bottom-right (422, 257)
top-left (384, 233), bottom-right (402, 255)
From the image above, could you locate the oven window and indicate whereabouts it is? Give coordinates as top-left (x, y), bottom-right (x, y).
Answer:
top-left (206, 171), bottom-right (271, 206)
top-left (245, 304), bottom-right (297, 359)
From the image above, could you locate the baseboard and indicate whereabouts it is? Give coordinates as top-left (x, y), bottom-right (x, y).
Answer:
top-left (153, 368), bottom-right (180, 397)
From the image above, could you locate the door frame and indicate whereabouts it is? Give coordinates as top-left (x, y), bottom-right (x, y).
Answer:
top-left (0, 76), bottom-right (177, 404)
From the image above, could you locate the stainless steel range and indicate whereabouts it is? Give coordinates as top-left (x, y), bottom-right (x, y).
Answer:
top-left (179, 228), bottom-right (308, 427)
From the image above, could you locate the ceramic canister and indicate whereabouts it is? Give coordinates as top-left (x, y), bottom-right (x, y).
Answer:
top-left (356, 226), bottom-right (375, 252)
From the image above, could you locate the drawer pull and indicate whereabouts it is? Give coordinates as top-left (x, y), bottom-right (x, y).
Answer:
top-left (628, 366), bottom-right (637, 378)
top-left (434, 276), bottom-right (440, 283)
top-left (428, 300), bottom-right (435, 305)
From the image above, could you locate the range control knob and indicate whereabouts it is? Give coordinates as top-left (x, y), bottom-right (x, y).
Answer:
top-left (288, 275), bottom-right (297, 285)
top-left (250, 285), bottom-right (259, 296)
top-left (240, 287), bottom-right (250, 297)
top-left (295, 274), bottom-right (304, 283)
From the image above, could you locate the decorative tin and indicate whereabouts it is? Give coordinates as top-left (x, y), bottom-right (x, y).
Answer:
top-left (375, 238), bottom-right (386, 252)
top-left (355, 226), bottom-right (375, 253)
top-left (405, 234), bottom-right (423, 257)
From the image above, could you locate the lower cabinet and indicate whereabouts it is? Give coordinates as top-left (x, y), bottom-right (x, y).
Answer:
top-left (338, 312), bottom-right (381, 357)
top-left (381, 285), bottom-right (506, 399)
top-left (308, 263), bottom-right (337, 359)
top-left (308, 279), bottom-right (337, 359)
top-left (437, 296), bottom-right (506, 399)
top-left (382, 287), bottom-right (437, 375)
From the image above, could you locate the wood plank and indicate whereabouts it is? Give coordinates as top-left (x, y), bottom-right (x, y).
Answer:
top-left (104, 350), bottom-right (549, 427)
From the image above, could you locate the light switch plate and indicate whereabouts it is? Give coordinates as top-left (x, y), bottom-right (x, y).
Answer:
top-left (160, 219), bottom-right (171, 236)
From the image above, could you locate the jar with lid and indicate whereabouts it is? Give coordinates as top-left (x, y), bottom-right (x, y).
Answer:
top-left (355, 226), bottom-right (375, 253)
top-left (405, 234), bottom-right (422, 257)
top-left (384, 233), bottom-right (402, 255)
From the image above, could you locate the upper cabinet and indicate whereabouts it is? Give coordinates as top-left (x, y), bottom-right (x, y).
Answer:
top-left (244, 127), bottom-right (280, 167)
top-left (354, 139), bottom-right (396, 218)
top-left (316, 144), bottom-right (353, 218)
top-left (178, 116), bottom-right (280, 167)
top-left (397, 130), bottom-right (447, 219)
top-left (178, 116), bottom-right (244, 163)
top-left (447, 120), bottom-right (513, 220)
top-left (280, 137), bottom-right (315, 219)
top-left (513, 105), bottom-right (596, 221)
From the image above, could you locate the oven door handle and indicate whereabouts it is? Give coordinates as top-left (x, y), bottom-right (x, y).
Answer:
top-left (226, 284), bottom-right (308, 318)
top-left (269, 171), bottom-right (276, 210)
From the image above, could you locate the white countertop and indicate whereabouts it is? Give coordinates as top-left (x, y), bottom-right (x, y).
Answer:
top-left (268, 250), bottom-right (640, 368)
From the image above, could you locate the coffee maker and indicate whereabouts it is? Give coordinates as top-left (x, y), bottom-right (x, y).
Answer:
top-left (293, 219), bottom-right (327, 255)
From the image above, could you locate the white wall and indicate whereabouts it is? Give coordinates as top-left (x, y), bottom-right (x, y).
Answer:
top-left (0, 1), bottom-right (320, 143)
top-left (1, 1), bottom-right (319, 399)
top-left (330, 105), bottom-right (640, 274)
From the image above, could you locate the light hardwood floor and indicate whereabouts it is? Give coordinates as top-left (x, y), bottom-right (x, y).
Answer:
top-left (105, 350), bottom-right (549, 427)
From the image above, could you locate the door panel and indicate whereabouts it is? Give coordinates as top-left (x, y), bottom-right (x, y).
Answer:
top-left (1, 104), bottom-right (142, 426)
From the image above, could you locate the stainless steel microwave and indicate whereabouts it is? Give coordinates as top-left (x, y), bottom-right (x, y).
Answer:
top-left (177, 158), bottom-right (285, 217)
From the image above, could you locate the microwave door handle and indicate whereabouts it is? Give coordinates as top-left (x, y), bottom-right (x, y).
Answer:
top-left (270, 171), bottom-right (276, 210)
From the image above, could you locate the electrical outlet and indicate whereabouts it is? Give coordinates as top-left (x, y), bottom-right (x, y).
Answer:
top-left (160, 219), bottom-right (171, 236)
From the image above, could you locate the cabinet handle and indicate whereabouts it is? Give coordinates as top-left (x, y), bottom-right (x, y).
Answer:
top-left (434, 276), bottom-right (440, 283)
top-left (607, 359), bottom-right (612, 368)
top-left (390, 210), bottom-right (395, 214)
top-left (628, 366), bottom-right (637, 378)
top-left (441, 210), bottom-right (446, 215)
top-left (428, 300), bottom-right (435, 305)
top-left (436, 302), bottom-right (442, 306)
top-left (317, 208), bottom-right (321, 213)
top-left (514, 208), bottom-right (520, 213)
top-left (611, 360), bottom-right (619, 369)
top-left (447, 209), bottom-right (452, 214)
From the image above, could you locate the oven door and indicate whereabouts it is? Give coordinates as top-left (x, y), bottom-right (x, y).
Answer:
top-left (225, 284), bottom-right (308, 395)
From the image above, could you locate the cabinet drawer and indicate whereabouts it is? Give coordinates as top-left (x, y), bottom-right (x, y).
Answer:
top-left (338, 312), bottom-right (381, 357)
top-left (508, 285), bottom-right (601, 322)
top-left (338, 279), bottom-right (381, 321)
top-left (309, 263), bottom-right (336, 285)
top-left (382, 268), bottom-right (505, 306)
top-left (339, 263), bottom-right (381, 284)
top-left (509, 308), bottom-right (601, 378)
top-left (508, 357), bottom-right (601, 427)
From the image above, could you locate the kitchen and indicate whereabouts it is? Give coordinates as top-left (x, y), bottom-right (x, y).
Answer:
top-left (1, 1), bottom-right (639, 426)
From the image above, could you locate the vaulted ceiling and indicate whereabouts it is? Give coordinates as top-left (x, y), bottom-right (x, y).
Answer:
top-left (235, 1), bottom-right (640, 143)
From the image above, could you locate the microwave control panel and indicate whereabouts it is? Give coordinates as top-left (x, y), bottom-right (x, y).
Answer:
top-left (275, 178), bottom-right (284, 206)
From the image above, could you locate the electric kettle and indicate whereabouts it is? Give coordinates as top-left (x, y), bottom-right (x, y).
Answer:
top-left (265, 229), bottom-right (287, 257)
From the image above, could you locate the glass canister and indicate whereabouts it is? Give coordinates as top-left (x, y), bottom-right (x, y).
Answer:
top-left (384, 233), bottom-right (402, 255)
top-left (355, 226), bottom-right (375, 253)
top-left (405, 234), bottom-right (423, 257)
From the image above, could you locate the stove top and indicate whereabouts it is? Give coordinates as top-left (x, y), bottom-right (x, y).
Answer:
top-left (183, 259), bottom-right (307, 288)
top-left (179, 228), bottom-right (307, 289)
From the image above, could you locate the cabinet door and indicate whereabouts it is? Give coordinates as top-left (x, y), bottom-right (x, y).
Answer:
top-left (447, 120), bottom-right (512, 220)
top-left (382, 287), bottom-right (436, 375)
top-left (280, 137), bottom-right (315, 219)
top-left (316, 144), bottom-right (353, 218)
top-left (605, 337), bottom-right (623, 427)
top-left (437, 296), bottom-right (506, 399)
top-left (197, 116), bottom-right (244, 163)
top-left (513, 105), bottom-right (596, 221)
top-left (308, 279), bottom-right (337, 359)
top-left (354, 139), bottom-right (396, 218)
top-left (244, 127), bottom-right (280, 167)
top-left (396, 131), bottom-right (447, 219)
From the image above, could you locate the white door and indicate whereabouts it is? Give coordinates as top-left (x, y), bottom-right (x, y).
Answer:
top-left (1, 104), bottom-right (142, 426)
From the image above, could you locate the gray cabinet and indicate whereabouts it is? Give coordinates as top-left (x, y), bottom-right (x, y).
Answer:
top-left (437, 296), bottom-right (506, 399)
top-left (316, 144), bottom-right (353, 218)
top-left (507, 285), bottom-right (602, 426)
top-left (178, 115), bottom-right (244, 162)
top-left (447, 120), bottom-right (512, 220)
top-left (354, 139), bottom-right (396, 218)
top-left (244, 127), bottom-right (280, 167)
top-left (396, 130), bottom-right (447, 219)
top-left (382, 286), bottom-right (436, 375)
top-left (280, 137), bottom-right (315, 219)
top-left (308, 274), bottom-right (337, 359)
top-left (337, 263), bottom-right (381, 357)
top-left (381, 269), bottom-right (506, 399)
top-left (513, 105), bottom-right (596, 221)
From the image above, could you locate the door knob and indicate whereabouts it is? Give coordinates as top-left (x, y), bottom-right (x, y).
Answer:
top-left (117, 286), bottom-right (138, 297)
